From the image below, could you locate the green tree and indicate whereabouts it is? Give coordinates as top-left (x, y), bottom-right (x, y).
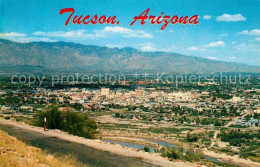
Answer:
top-left (33, 105), bottom-right (97, 139)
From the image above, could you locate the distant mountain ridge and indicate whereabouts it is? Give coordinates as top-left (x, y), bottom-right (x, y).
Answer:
top-left (0, 39), bottom-right (258, 74)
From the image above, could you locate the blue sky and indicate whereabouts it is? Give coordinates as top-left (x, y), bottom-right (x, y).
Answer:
top-left (0, 0), bottom-right (260, 66)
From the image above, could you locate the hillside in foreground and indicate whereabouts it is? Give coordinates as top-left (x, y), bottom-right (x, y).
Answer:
top-left (0, 130), bottom-right (86, 167)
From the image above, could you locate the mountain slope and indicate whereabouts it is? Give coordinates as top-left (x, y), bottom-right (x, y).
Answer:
top-left (0, 39), bottom-right (258, 74)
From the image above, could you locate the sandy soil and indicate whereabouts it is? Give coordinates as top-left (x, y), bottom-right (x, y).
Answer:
top-left (202, 149), bottom-right (260, 167)
top-left (0, 119), bottom-right (196, 167)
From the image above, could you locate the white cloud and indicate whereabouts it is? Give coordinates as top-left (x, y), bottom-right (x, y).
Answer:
top-left (238, 29), bottom-right (260, 36)
top-left (216, 14), bottom-right (246, 22)
top-left (188, 46), bottom-right (199, 50)
top-left (34, 27), bottom-right (153, 39)
top-left (203, 15), bottom-right (212, 20)
top-left (140, 43), bottom-right (157, 52)
top-left (228, 56), bottom-right (237, 60)
top-left (234, 43), bottom-right (260, 52)
top-left (236, 43), bottom-right (246, 51)
top-left (101, 27), bottom-right (153, 38)
top-left (0, 32), bottom-right (56, 43)
top-left (187, 46), bottom-right (205, 51)
top-left (207, 56), bottom-right (218, 60)
top-left (205, 41), bottom-right (225, 47)
top-left (141, 45), bottom-right (157, 52)
top-left (239, 30), bottom-right (248, 35)
top-left (105, 44), bottom-right (123, 48)
top-left (16, 37), bottom-right (57, 43)
top-left (139, 43), bottom-right (176, 52)
top-left (34, 30), bottom-right (104, 39)
top-left (0, 32), bottom-right (26, 38)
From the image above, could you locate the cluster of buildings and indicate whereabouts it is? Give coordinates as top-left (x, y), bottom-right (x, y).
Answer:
top-left (236, 117), bottom-right (259, 126)
top-left (61, 87), bottom-right (258, 110)
top-left (0, 86), bottom-right (259, 126)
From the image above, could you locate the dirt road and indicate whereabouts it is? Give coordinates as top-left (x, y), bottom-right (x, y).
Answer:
top-left (0, 123), bottom-right (156, 167)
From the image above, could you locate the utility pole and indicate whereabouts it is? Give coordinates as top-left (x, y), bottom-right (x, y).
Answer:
top-left (44, 117), bottom-right (47, 131)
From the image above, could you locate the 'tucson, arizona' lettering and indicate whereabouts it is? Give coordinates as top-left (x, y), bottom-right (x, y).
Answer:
top-left (59, 8), bottom-right (119, 26)
top-left (130, 8), bottom-right (199, 30)
top-left (59, 8), bottom-right (199, 30)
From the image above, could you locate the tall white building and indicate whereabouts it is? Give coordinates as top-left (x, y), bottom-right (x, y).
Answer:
top-left (135, 87), bottom-right (144, 98)
top-left (101, 88), bottom-right (110, 96)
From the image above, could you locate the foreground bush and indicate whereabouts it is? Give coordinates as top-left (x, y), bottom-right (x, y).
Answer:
top-left (33, 105), bottom-right (97, 139)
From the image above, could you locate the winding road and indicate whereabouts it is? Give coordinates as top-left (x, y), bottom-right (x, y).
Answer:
top-left (0, 123), bottom-right (156, 167)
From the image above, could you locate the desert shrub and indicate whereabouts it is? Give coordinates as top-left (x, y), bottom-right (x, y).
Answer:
top-left (4, 116), bottom-right (10, 120)
top-left (161, 147), bottom-right (181, 159)
top-left (160, 146), bottom-right (203, 162)
top-left (143, 146), bottom-right (150, 152)
top-left (33, 105), bottom-right (97, 139)
top-left (187, 132), bottom-right (200, 142)
top-left (185, 148), bottom-right (203, 162)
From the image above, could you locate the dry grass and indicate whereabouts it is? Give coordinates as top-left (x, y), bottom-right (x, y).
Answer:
top-left (0, 130), bottom-right (87, 167)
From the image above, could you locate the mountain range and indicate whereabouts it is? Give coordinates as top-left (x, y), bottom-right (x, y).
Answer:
top-left (0, 39), bottom-right (258, 74)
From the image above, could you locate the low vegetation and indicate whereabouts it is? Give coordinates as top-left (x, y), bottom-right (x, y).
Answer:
top-left (160, 146), bottom-right (203, 162)
top-left (218, 129), bottom-right (260, 162)
top-left (33, 105), bottom-right (97, 139)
